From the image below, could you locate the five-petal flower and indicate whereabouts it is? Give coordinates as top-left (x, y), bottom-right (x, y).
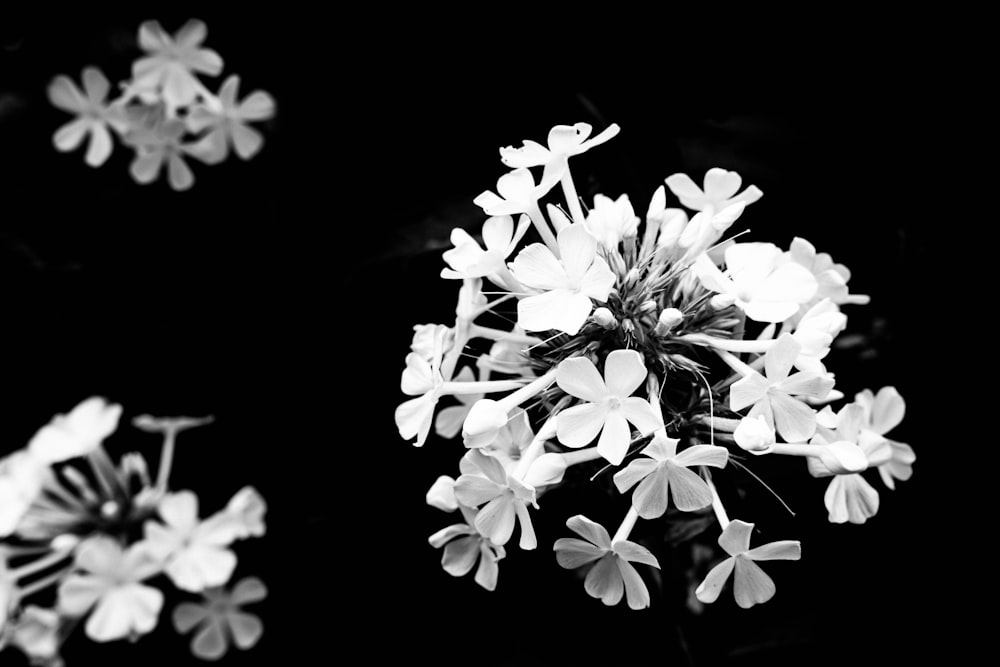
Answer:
top-left (499, 122), bottom-right (620, 188)
top-left (453, 450), bottom-right (538, 549)
top-left (173, 576), bottom-right (267, 661)
top-left (186, 74), bottom-right (276, 162)
top-left (695, 520), bottom-right (801, 609)
top-left (28, 396), bottom-right (123, 465)
top-left (553, 515), bottom-right (660, 610)
top-left (130, 20), bottom-right (223, 112)
top-left (854, 387), bottom-right (915, 490)
top-left (441, 215), bottom-right (531, 284)
top-left (427, 476), bottom-right (505, 590)
top-left (48, 67), bottom-right (127, 167)
top-left (665, 168), bottom-right (763, 214)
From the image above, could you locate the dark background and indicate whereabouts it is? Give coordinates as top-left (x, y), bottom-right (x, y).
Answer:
top-left (1, 10), bottom-right (967, 666)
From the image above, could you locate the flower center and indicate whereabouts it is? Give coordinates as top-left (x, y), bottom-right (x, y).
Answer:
top-left (607, 396), bottom-right (621, 410)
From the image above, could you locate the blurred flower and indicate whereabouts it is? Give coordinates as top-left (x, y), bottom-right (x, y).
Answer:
top-left (427, 477), bottom-right (505, 591)
top-left (0, 450), bottom-right (50, 538)
top-left (173, 577), bottom-right (266, 661)
top-left (474, 168), bottom-right (556, 217)
top-left (28, 397), bottom-right (122, 465)
top-left (125, 117), bottom-right (198, 191)
top-left (553, 515), bottom-right (660, 610)
top-left (556, 350), bottom-right (662, 465)
top-left (186, 75), bottom-right (275, 163)
top-left (143, 491), bottom-right (237, 592)
top-left (58, 537), bottom-right (163, 642)
top-left (695, 519), bottom-right (800, 609)
top-left (48, 67), bottom-right (127, 167)
top-left (131, 19), bottom-right (223, 111)
top-left (9, 606), bottom-right (61, 665)
top-left (665, 167), bottom-right (763, 213)
top-left (854, 387), bottom-right (915, 490)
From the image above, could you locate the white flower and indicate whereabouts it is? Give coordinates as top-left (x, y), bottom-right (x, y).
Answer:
top-left (0, 450), bottom-right (50, 538)
top-left (395, 325), bottom-right (450, 447)
top-left (695, 519), bottom-right (801, 609)
top-left (511, 225), bottom-right (616, 335)
top-left (441, 215), bottom-right (530, 282)
top-left (555, 350), bottom-right (662, 465)
top-left (10, 605), bottom-right (61, 664)
top-left (131, 19), bottom-right (223, 111)
top-left (787, 237), bottom-right (869, 309)
top-left (48, 67), bottom-right (127, 167)
top-left (172, 577), bottom-right (267, 661)
top-left (553, 515), bottom-right (660, 610)
top-left (427, 476), bottom-right (505, 590)
top-left (126, 118), bottom-right (198, 191)
top-left (665, 167), bottom-right (763, 213)
top-left (730, 334), bottom-right (835, 442)
top-left (453, 450), bottom-right (538, 549)
top-left (473, 168), bottom-right (555, 217)
top-left (28, 396), bottom-right (123, 465)
top-left (854, 387), bottom-right (915, 490)
top-left (809, 403), bottom-right (892, 524)
top-left (733, 415), bottom-right (776, 453)
top-left (143, 491), bottom-right (238, 592)
top-left (499, 122), bottom-right (620, 186)
top-left (614, 435), bottom-right (728, 518)
top-left (584, 194), bottom-right (639, 248)
top-left (203, 486), bottom-right (267, 542)
top-left (409, 323), bottom-right (454, 364)
top-left (57, 537), bottom-right (164, 642)
top-left (186, 75), bottom-right (276, 162)
top-left (434, 367), bottom-right (482, 439)
top-left (791, 299), bottom-right (847, 373)
top-left (694, 243), bottom-right (818, 323)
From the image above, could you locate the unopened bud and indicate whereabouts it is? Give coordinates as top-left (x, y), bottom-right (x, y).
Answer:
top-left (734, 416), bottom-right (775, 454)
top-left (639, 300), bottom-right (658, 314)
top-left (710, 293), bottom-right (737, 310)
top-left (654, 307), bottom-right (684, 334)
top-left (592, 307), bottom-right (617, 329)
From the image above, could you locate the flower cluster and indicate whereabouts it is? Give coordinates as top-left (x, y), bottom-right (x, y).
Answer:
top-left (0, 397), bottom-right (266, 664)
top-left (48, 19), bottom-right (275, 190)
top-left (397, 123), bottom-right (914, 610)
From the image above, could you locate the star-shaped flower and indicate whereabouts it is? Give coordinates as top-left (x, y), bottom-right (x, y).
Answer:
top-left (553, 515), bottom-right (660, 610)
top-left (665, 167), bottom-right (763, 213)
top-left (427, 477), bottom-right (505, 591)
top-left (614, 435), bottom-right (728, 518)
top-left (854, 387), bottom-right (915, 490)
top-left (695, 520), bottom-right (801, 609)
top-left (473, 168), bottom-right (556, 217)
top-left (510, 225), bottom-right (616, 335)
top-left (499, 122), bottom-right (620, 186)
top-left (730, 334), bottom-right (835, 442)
top-left (48, 67), bottom-right (127, 167)
top-left (694, 242), bottom-right (818, 323)
top-left (186, 75), bottom-right (276, 163)
top-left (787, 237), bottom-right (869, 310)
top-left (131, 20), bottom-right (223, 111)
top-left (453, 450), bottom-right (538, 549)
top-left (125, 117), bottom-right (199, 191)
top-left (173, 577), bottom-right (266, 661)
top-left (555, 350), bottom-right (662, 465)
top-left (8, 605), bottom-right (62, 665)
top-left (584, 194), bottom-right (639, 248)
top-left (57, 537), bottom-right (164, 642)
top-left (441, 214), bottom-right (530, 283)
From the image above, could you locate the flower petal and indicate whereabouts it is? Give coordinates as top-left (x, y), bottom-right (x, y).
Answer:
top-left (665, 463), bottom-right (714, 511)
top-left (746, 540), bottom-right (801, 562)
top-left (500, 139), bottom-right (550, 168)
top-left (426, 475), bottom-right (458, 512)
top-left (130, 151), bottom-right (164, 185)
top-left (517, 289), bottom-right (593, 335)
top-left (695, 557), bottom-right (735, 604)
top-left (612, 457), bottom-right (658, 494)
top-left (764, 334), bottom-right (801, 384)
top-left (825, 474), bottom-right (879, 524)
top-left (475, 494), bottom-right (516, 545)
top-left (733, 557), bottom-right (776, 609)
top-left (584, 553), bottom-right (624, 606)
top-left (703, 168), bottom-right (742, 200)
top-left (718, 519), bottom-right (754, 556)
top-left (86, 585), bottom-right (163, 642)
top-left (515, 502), bottom-right (536, 550)
top-left (603, 350), bottom-right (647, 398)
top-left (511, 243), bottom-right (566, 290)
top-left (557, 357), bottom-right (608, 403)
top-left (565, 514), bottom-right (612, 549)
top-left (617, 558), bottom-right (651, 610)
top-left (776, 371), bottom-right (836, 399)
top-left (672, 444), bottom-right (729, 469)
top-left (166, 545), bottom-right (237, 592)
top-left (769, 392), bottom-right (817, 443)
top-left (227, 611), bottom-right (263, 649)
top-left (394, 393), bottom-right (436, 446)
top-left (872, 387), bottom-right (905, 435)
top-left (168, 153), bottom-right (195, 191)
top-left (557, 224), bottom-right (599, 285)
top-left (557, 402), bottom-right (608, 449)
top-left (48, 74), bottom-right (87, 113)
top-left (664, 173), bottom-right (705, 209)
top-left (160, 491), bottom-right (199, 530)
top-left (173, 602), bottom-right (209, 634)
top-left (597, 409), bottom-right (631, 466)
top-left (554, 538), bottom-right (608, 569)
top-left (453, 474), bottom-right (503, 508)
top-left (441, 535), bottom-right (480, 576)
top-left (631, 466), bottom-right (670, 519)
top-left (578, 257), bottom-right (617, 301)
top-left (84, 123), bottom-right (113, 167)
top-left (612, 540), bottom-right (660, 568)
top-left (82, 66), bottom-right (110, 105)
top-left (238, 90), bottom-right (276, 121)
top-left (229, 577), bottom-right (268, 606)
top-left (191, 615), bottom-right (228, 660)
top-left (428, 523), bottom-right (472, 548)
top-left (53, 118), bottom-right (90, 152)
top-left (474, 543), bottom-right (501, 590)
top-left (730, 373), bottom-right (769, 412)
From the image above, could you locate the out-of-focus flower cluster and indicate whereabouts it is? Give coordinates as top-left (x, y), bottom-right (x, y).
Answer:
top-left (48, 19), bottom-right (275, 191)
top-left (0, 398), bottom-right (266, 664)
top-left (397, 123), bottom-right (914, 610)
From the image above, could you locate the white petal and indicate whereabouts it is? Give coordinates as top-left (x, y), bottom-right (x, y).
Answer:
top-left (548, 123), bottom-right (591, 152)
top-left (394, 393), bottom-right (436, 446)
top-left (695, 557), bottom-right (735, 604)
top-left (425, 475), bottom-right (458, 512)
top-left (84, 123), bottom-right (113, 167)
top-left (238, 90), bottom-right (276, 121)
top-left (703, 168), bottom-right (742, 200)
top-left (730, 373), bottom-right (769, 412)
top-left (515, 502), bottom-right (537, 550)
top-left (232, 122), bottom-right (264, 160)
top-left (557, 402), bottom-right (608, 448)
top-left (168, 153), bottom-right (194, 191)
top-left (172, 601), bottom-right (209, 633)
top-left (619, 398), bottom-right (662, 437)
top-left (554, 538), bottom-right (607, 569)
top-left (481, 215), bottom-right (515, 254)
top-left (53, 118), bottom-right (90, 152)
top-left (664, 173), bottom-right (706, 209)
top-left (754, 261), bottom-right (818, 306)
top-left (496, 168), bottom-right (536, 206)
top-left (743, 299), bottom-right (800, 324)
top-left (718, 519), bottom-right (755, 556)
top-left (746, 540), bottom-right (801, 562)
top-left (665, 463), bottom-right (714, 511)
top-left (825, 474), bottom-right (879, 524)
top-left (671, 444), bottom-right (729, 469)
top-left (770, 392), bottom-right (817, 443)
top-left (441, 535), bottom-right (479, 576)
top-left (764, 334), bottom-right (801, 384)
top-left (777, 371), bottom-right (835, 399)
top-left (612, 540), bottom-right (660, 568)
top-left (429, 523), bottom-right (472, 548)
top-left (557, 357), bottom-right (608, 402)
top-left (577, 258), bottom-right (616, 302)
top-left (499, 139), bottom-right (550, 168)
top-left (612, 458), bottom-right (658, 494)
top-left (475, 494), bottom-right (517, 545)
top-left (130, 151), bottom-right (164, 185)
top-left (434, 404), bottom-right (470, 439)
top-left (510, 243), bottom-right (567, 290)
top-left (603, 350), bottom-right (647, 398)
top-left (565, 514), bottom-right (613, 549)
top-left (617, 558), bottom-right (651, 610)
top-left (631, 466), bottom-right (670, 518)
top-left (48, 75), bottom-right (87, 113)
top-left (558, 224), bottom-right (599, 285)
top-left (872, 387), bottom-right (905, 435)
top-left (733, 557), bottom-right (776, 608)
top-left (166, 545), bottom-right (237, 592)
top-left (227, 611), bottom-right (263, 649)
top-left (453, 474), bottom-right (503, 507)
top-left (191, 616), bottom-right (227, 660)
top-left (461, 398), bottom-right (508, 449)
top-left (474, 543), bottom-right (501, 590)
top-left (86, 585), bottom-right (162, 641)
top-left (523, 453), bottom-right (567, 488)
top-left (584, 553), bottom-right (624, 606)
top-left (596, 409), bottom-right (631, 465)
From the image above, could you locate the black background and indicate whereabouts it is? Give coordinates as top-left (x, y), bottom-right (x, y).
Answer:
top-left (1, 9), bottom-right (969, 666)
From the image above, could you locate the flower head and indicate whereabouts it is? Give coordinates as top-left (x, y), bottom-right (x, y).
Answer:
top-left (584, 194), bottom-right (639, 248)
top-left (173, 577), bottom-right (266, 661)
top-left (855, 387), bottom-right (914, 490)
top-left (499, 122), bottom-right (620, 186)
top-left (186, 74), bottom-right (276, 163)
top-left (453, 450), bottom-right (537, 549)
top-left (695, 520), bottom-right (801, 609)
top-left (441, 215), bottom-right (531, 283)
top-left (665, 168), bottom-right (763, 213)
top-left (555, 350), bottom-right (662, 465)
top-left (427, 476), bottom-right (505, 590)
top-left (48, 67), bottom-right (127, 167)
top-left (8, 605), bottom-right (62, 665)
top-left (28, 396), bottom-right (123, 465)
top-left (131, 20), bottom-right (223, 111)
top-left (553, 515), bottom-right (660, 610)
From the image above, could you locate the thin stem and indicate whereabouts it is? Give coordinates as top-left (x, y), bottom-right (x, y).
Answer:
top-left (560, 447), bottom-right (604, 466)
top-left (496, 368), bottom-right (558, 411)
top-left (680, 333), bottom-right (775, 354)
top-left (17, 565), bottom-right (73, 600)
top-left (155, 428), bottom-right (177, 493)
top-left (440, 379), bottom-right (527, 396)
top-left (713, 349), bottom-right (757, 378)
top-left (706, 477), bottom-right (730, 530)
top-left (513, 417), bottom-right (558, 479)
top-left (769, 443), bottom-right (821, 458)
top-left (559, 162), bottom-right (586, 225)
top-left (527, 202), bottom-right (560, 257)
top-left (86, 447), bottom-right (118, 501)
top-left (12, 548), bottom-right (74, 580)
top-left (695, 416), bottom-right (741, 433)
top-left (469, 324), bottom-right (538, 344)
top-left (612, 507), bottom-right (640, 544)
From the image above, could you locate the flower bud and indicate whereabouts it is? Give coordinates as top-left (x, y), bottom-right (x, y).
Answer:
top-left (461, 399), bottom-right (509, 449)
top-left (425, 475), bottom-right (458, 511)
top-left (734, 416), bottom-right (775, 454)
top-left (523, 453), bottom-right (567, 488)
top-left (654, 307), bottom-right (684, 334)
top-left (592, 307), bottom-right (617, 329)
top-left (710, 293), bottom-right (737, 310)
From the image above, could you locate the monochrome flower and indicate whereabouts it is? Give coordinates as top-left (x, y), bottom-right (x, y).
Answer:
top-left (427, 476), bottom-right (505, 590)
top-left (730, 334), bottom-right (835, 442)
top-left (499, 122), bottom-right (620, 186)
top-left (555, 350), bottom-right (662, 465)
top-left (28, 396), bottom-right (122, 465)
top-left (9, 606), bottom-right (62, 665)
top-left (474, 168), bottom-right (555, 217)
top-left (173, 577), bottom-right (266, 661)
top-left (48, 67), bottom-right (127, 167)
top-left (614, 435), bottom-right (728, 518)
top-left (791, 299), bottom-right (847, 373)
top-left (553, 515), bottom-right (660, 610)
top-left (131, 19), bottom-right (223, 111)
top-left (57, 537), bottom-right (164, 642)
top-left (0, 450), bottom-right (50, 538)
top-left (186, 75), bottom-right (276, 163)
top-left (665, 168), bottom-right (763, 213)
top-left (787, 237), bottom-right (869, 309)
top-left (854, 387), bottom-right (915, 490)
top-left (453, 450), bottom-right (538, 549)
top-left (584, 194), bottom-right (639, 248)
top-left (510, 225), bottom-right (616, 335)
top-left (695, 520), bottom-right (801, 609)
top-left (441, 215), bottom-right (531, 281)
top-left (125, 118), bottom-right (199, 191)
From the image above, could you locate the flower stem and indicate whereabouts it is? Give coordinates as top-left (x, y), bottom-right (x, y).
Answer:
top-left (695, 416), bottom-right (741, 433)
top-left (706, 477), bottom-right (730, 530)
top-left (560, 447), bottom-right (604, 466)
top-left (559, 162), bottom-right (586, 225)
top-left (712, 349), bottom-right (757, 378)
top-left (679, 333), bottom-right (775, 354)
top-left (17, 565), bottom-right (73, 600)
top-left (527, 202), bottom-right (561, 257)
top-left (155, 427), bottom-right (177, 493)
top-left (440, 380), bottom-right (528, 396)
top-left (769, 443), bottom-right (821, 458)
top-left (496, 368), bottom-right (558, 411)
top-left (514, 416), bottom-right (558, 479)
top-left (469, 324), bottom-right (538, 344)
top-left (11, 547), bottom-right (74, 581)
top-left (612, 507), bottom-right (640, 544)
